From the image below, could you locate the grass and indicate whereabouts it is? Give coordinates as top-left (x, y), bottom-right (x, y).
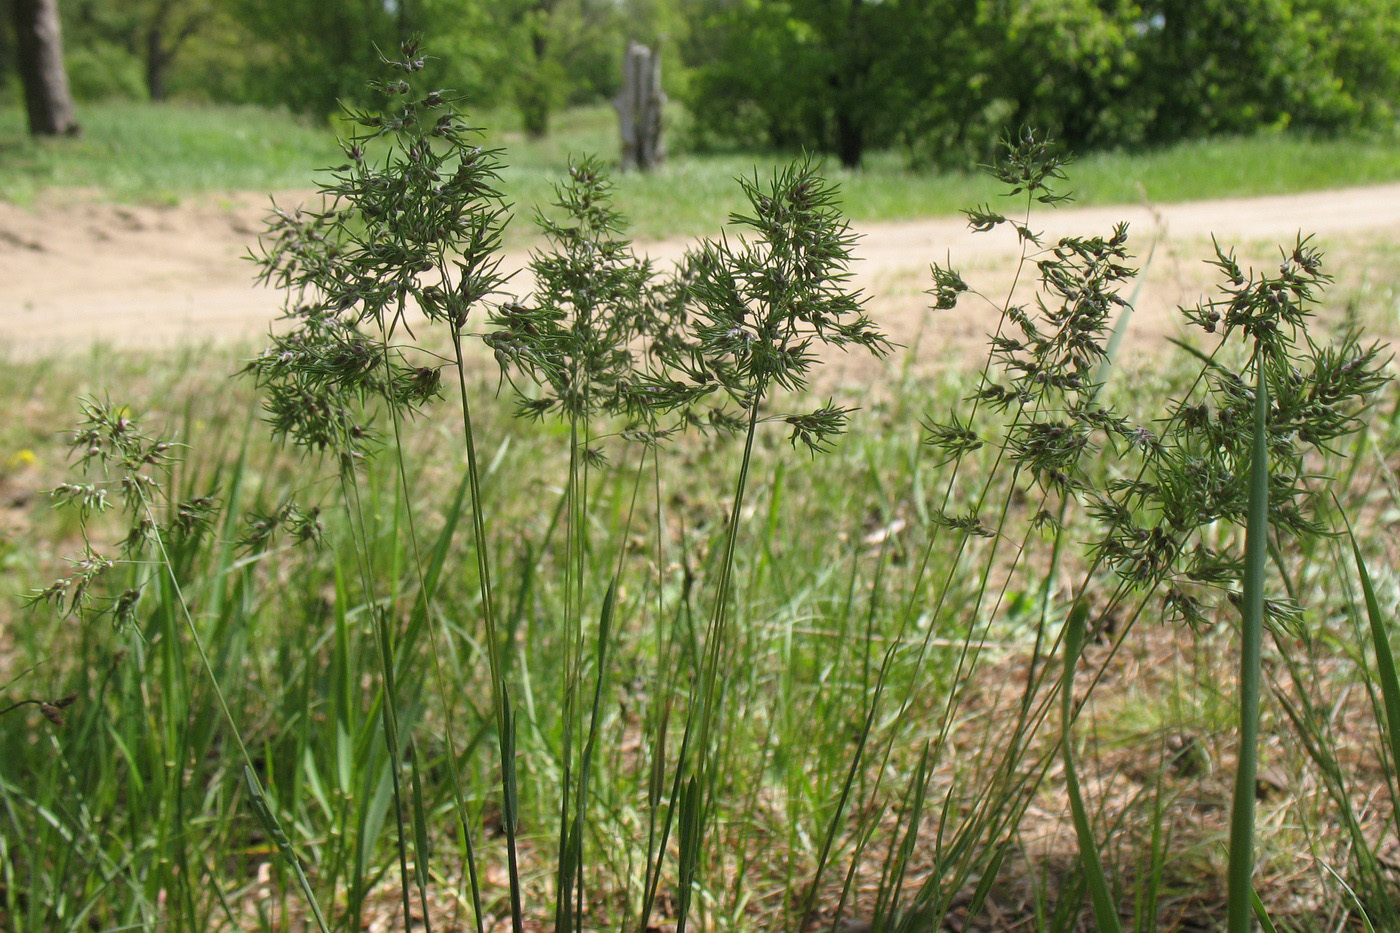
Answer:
top-left (0, 100), bottom-right (334, 203)
top-left (1, 324), bottom-right (1396, 931)
top-left (4, 99), bottom-right (1400, 240)
top-left (2, 337), bottom-right (1398, 930)
top-left (3, 76), bottom-right (1400, 932)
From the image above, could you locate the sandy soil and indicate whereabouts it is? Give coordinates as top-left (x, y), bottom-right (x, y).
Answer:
top-left (2, 182), bottom-right (1398, 370)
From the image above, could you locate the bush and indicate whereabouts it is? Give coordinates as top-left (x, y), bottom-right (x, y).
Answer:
top-left (64, 43), bottom-right (145, 102)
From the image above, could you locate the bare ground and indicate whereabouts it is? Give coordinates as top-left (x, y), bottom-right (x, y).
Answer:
top-left (3, 182), bottom-right (1399, 372)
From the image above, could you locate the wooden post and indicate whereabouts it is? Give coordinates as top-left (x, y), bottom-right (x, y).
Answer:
top-left (614, 42), bottom-right (665, 172)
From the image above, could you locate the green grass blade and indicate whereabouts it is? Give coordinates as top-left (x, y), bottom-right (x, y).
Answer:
top-left (1344, 523), bottom-right (1400, 776)
top-left (966, 841), bottom-right (1008, 918)
top-left (1165, 336), bottom-right (1228, 373)
top-left (500, 694), bottom-right (524, 933)
top-left (556, 577), bottom-right (619, 931)
top-left (1060, 598), bottom-right (1121, 933)
top-left (242, 766), bottom-right (329, 933)
top-left (675, 775), bottom-right (703, 933)
top-left (1227, 362), bottom-right (1270, 933)
top-left (407, 744), bottom-right (434, 933)
top-left (1249, 879), bottom-right (1281, 933)
top-left (1317, 859), bottom-right (1378, 933)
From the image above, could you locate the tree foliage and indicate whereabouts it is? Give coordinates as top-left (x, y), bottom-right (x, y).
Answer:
top-left (230, 0), bottom-right (408, 116)
top-left (46, 0), bottom-right (678, 131)
top-left (685, 0), bottom-right (1400, 169)
top-left (438, 0), bottom-right (678, 137)
top-left (63, 0), bottom-right (215, 100)
top-left (684, 0), bottom-right (917, 168)
top-left (25, 0), bottom-right (1400, 160)
top-left (478, 0), bottom-right (628, 137)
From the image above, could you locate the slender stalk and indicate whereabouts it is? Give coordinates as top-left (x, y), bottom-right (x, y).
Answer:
top-left (450, 330), bottom-right (524, 933)
top-left (556, 412), bottom-right (584, 933)
top-left (381, 324), bottom-right (486, 931)
top-left (1227, 358), bottom-right (1269, 932)
top-left (145, 511), bottom-right (329, 932)
top-left (334, 466), bottom-right (416, 932)
top-left (677, 392), bottom-right (764, 933)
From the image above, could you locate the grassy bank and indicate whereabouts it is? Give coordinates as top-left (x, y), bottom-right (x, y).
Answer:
top-left (4, 100), bottom-right (1400, 240)
top-left (4, 58), bottom-right (1400, 929)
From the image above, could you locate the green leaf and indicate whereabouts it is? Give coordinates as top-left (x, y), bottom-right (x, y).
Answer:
top-left (1060, 598), bottom-right (1122, 933)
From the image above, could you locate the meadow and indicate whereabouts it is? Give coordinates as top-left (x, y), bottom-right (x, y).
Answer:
top-left (7, 99), bottom-right (1400, 241)
top-left (3, 75), bottom-right (1400, 933)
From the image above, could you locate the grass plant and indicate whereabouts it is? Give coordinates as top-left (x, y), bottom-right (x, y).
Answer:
top-left (2, 46), bottom-right (1399, 933)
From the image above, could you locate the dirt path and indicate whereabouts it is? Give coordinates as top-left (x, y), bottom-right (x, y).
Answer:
top-left (2, 183), bottom-right (1398, 369)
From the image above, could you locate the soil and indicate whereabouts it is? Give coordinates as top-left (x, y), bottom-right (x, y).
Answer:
top-left (3, 182), bottom-right (1399, 371)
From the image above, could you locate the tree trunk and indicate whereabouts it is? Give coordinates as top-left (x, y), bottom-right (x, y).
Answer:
top-left (831, 0), bottom-right (868, 170)
top-left (144, 0), bottom-right (205, 103)
top-left (11, 0), bottom-right (80, 136)
top-left (834, 109), bottom-right (864, 170)
top-left (519, 27), bottom-right (551, 138)
top-left (145, 27), bottom-right (169, 101)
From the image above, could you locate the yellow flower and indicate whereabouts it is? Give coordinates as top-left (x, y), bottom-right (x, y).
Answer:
top-left (7, 448), bottom-right (36, 468)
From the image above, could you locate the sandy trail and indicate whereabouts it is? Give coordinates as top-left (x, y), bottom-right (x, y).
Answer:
top-left (2, 183), bottom-right (1398, 370)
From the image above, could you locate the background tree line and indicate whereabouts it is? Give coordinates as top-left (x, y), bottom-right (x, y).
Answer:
top-left (689, 0), bottom-right (1400, 167)
top-left (2, 0), bottom-right (682, 137)
top-left (3, 0), bottom-right (1398, 167)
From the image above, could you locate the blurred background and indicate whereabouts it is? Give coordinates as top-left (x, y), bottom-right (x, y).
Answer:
top-left (6, 0), bottom-right (1400, 355)
top-left (4, 0), bottom-right (1398, 170)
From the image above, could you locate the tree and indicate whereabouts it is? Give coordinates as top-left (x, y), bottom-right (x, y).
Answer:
top-left (685, 0), bottom-right (1400, 169)
top-left (436, 0), bottom-right (671, 139)
top-left (485, 0), bottom-right (627, 138)
top-left (683, 0), bottom-right (916, 169)
top-left (135, 0), bottom-right (208, 101)
top-left (142, 0), bottom-right (199, 99)
top-left (9, 0), bottom-right (80, 134)
top-left (1133, 0), bottom-right (1400, 141)
top-left (227, 0), bottom-right (621, 125)
top-left (65, 0), bottom-right (211, 101)
top-left (511, 0), bottom-right (564, 137)
top-left (989, 0), bottom-right (1140, 152)
top-left (232, 0), bottom-right (405, 116)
